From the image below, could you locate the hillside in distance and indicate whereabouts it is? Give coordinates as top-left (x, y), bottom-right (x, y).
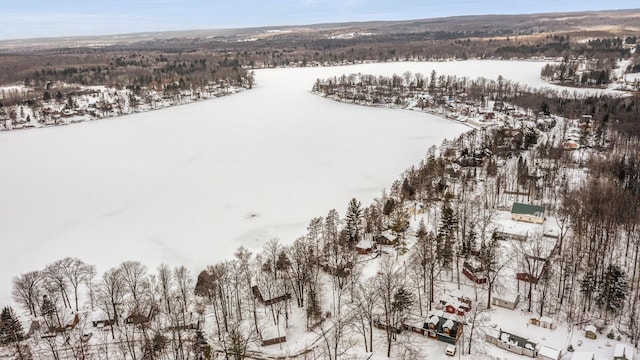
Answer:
top-left (1, 8), bottom-right (639, 52)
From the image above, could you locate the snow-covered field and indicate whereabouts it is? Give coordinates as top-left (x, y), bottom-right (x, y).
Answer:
top-left (0, 60), bottom-right (612, 307)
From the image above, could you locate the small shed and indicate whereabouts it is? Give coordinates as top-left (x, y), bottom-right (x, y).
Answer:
top-left (539, 316), bottom-right (554, 329)
top-left (511, 203), bottom-right (547, 224)
top-left (584, 325), bottom-right (597, 340)
top-left (538, 345), bottom-right (561, 360)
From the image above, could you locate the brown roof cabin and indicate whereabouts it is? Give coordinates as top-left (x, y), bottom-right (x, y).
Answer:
top-left (355, 234), bottom-right (376, 255)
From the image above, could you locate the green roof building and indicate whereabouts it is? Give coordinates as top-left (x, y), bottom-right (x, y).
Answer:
top-left (510, 203), bottom-right (546, 224)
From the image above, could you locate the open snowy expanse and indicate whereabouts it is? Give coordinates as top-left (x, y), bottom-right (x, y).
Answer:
top-left (0, 60), bottom-right (611, 306)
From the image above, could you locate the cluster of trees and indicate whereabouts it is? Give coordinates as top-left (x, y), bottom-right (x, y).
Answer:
top-left (9, 258), bottom-right (201, 360)
top-left (1, 195), bottom-right (444, 359)
top-left (313, 70), bottom-right (531, 109)
top-left (540, 57), bottom-right (614, 87)
top-left (0, 52), bottom-right (251, 108)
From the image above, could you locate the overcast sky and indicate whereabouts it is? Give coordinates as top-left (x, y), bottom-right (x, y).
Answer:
top-left (0, 0), bottom-right (637, 40)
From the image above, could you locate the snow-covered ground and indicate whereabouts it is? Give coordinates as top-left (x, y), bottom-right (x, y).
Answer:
top-left (0, 60), bottom-right (615, 308)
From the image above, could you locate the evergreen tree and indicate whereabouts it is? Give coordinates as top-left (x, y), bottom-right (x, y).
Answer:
top-left (0, 306), bottom-right (24, 345)
top-left (345, 198), bottom-right (363, 246)
top-left (465, 224), bottom-right (477, 256)
top-left (596, 264), bottom-right (628, 314)
top-left (400, 178), bottom-right (415, 200)
top-left (437, 200), bottom-right (457, 267)
top-left (391, 287), bottom-right (413, 327)
top-left (306, 287), bottom-right (322, 327)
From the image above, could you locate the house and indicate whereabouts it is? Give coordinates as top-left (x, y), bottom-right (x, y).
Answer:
top-left (463, 259), bottom-right (487, 284)
top-left (486, 329), bottom-right (538, 358)
top-left (538, 345), bottom-right (561, 360)
top-left (613, 343), bottom-right (633, 360)
top-left (125, 313), bottom-right (151, 325)
top-left (584, 325), bottom-right (597, 339)
top-left (572, 352), bottom-right (595, 360)
top-left (320, 260), bottom-right (354, 278)
top-left (443, 299), bottom-right (466, 316)
top-left (251, 280), bottom-right (292, 306)
top-left (375, 230), bottom-right (396, 245)
top-left (439, 293), bottom-right (472, 314)
top-left (261, 323), bottom-right (286, 346)
top-left (88, 311), bottom-right (115, 329)
top-left (511, 203), bottom-right (547, 224)
top-left (356, 234), bottom-right (376, 255)
top-left (492, 289), bottom-right (520, 310)
top-left (422, 310), bottom-right (463, 345)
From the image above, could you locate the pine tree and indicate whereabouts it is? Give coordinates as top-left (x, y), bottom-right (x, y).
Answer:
top-left (345, 198), bottom-right (363, 246)
top-left (437, 201), bottom-right (457, 267)
top-left (400, 178), bottom-right (415, 200)
top-left (0, 306), bottom-right (25, 345)
top-left (597, 264), bottom-right (628, 314)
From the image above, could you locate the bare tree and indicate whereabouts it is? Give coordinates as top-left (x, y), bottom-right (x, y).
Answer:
top-left (11, 271), bottom-right (42, 316)
top-left (515, 230), bottom-right (555, 312)
top-left (376, 256), bottom-right (412, 358)
top-left (119, 261), bottom-right (149, 315)
top-left (351, 279), bottom-right (378, 353)
top-left (44, 260), bottom-right (72, 309)
top-left (411, 219), bottom-right (440, 312)
top-left (61, 257), bottom-right (96, 311)
top-left (479, 233), bottom-right (511, 309)
top-left (98, 267), bottom-right (125, 339)
top-left (465, 301), bottom-right (491, 355)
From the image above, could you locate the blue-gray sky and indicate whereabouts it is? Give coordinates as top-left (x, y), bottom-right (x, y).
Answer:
top-left (0, 0), bottom-right (637, 40)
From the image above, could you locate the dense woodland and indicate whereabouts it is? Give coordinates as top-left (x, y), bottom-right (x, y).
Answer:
top-left (0, 52), bottom-right (251, 109)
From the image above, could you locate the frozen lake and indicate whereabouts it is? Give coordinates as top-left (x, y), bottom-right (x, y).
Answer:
top-left (0, 60), bottom-right (602, 306)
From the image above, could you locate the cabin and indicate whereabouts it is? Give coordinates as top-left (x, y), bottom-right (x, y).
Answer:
top-left (88, 311), bottom-right (116, 329)
top-left (511, 203), bottom-right (546, 224)
top-left (492, 287), bottom-right (520, 310)
top-left (125, 313), bottom-right (151, 325)
top-left (356, 234), bottom-right (376, 255)
top-left (422, 310), bottom-right (463, 345)
top-left (375, 230), bottom-right (396, 245)
top-left (463, 259), bottom-right (487, 284)
top-left (538, 345), bottom-right (561, 360)
top-left (261, 323), bottom-right (286, 346)
top-left (443, 299), bottom-right (467, 316)
top-left (584, 325), bottom-right (597, 339)
top-left (485, 329), bottom-right (538, 358)
top-left (252, 280), bottom-right (292, 306)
